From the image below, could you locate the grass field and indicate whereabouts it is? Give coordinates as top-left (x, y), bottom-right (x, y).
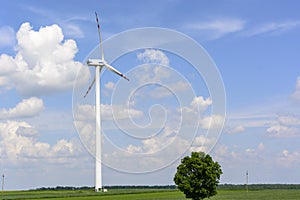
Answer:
top-left (1, 189), bottom-right (300, 199)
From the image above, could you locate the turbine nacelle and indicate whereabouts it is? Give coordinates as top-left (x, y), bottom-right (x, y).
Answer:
top-left (86, 58), bottom-right (129, 81)
top-left (87, 59), bottom-right (106, 67)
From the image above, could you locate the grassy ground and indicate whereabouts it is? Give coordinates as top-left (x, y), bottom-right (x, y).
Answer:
top-left (1, 189), bottom-right (300, 199)
top-left (211, 190), bottom-right (300, 200)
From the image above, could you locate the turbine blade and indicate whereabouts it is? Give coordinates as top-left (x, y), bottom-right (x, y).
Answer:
top-left (84, 76), bottom-right (96, 98)
top-left (104, 63), bottom-right (129, 81)
top-left (95, 12), bottom-right (104, 60)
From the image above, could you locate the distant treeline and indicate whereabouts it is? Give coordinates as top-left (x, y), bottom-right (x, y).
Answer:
top-left (218, 184), bottom-right (300, 190)
top-left (105, 185), bottom-right (177, 189)
top-left (32, 186), bottom-right (93, 191)
top-left (33, 185), bottom-right (177, 191)
top-left (33, 184), bottom-right (300, 191)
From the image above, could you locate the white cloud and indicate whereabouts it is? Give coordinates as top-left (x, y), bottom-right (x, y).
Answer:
top-left (16, 125), bottom-right (39, 136)
top-left (0, 120), bottom-right (80, 163)
top-left (103, 104), bottom-right (144, 120)
top-left (258, 143), bottom-right (265, 151)
top-left (24, 5), bottom-right (85, 39)
top-left (246, 21), bottom-right (300, 37)
top-left (279, 149), bottom-right (300, 167)
top-left (63, 24), bottom-right (84, 38)
top-left (100, 125), bottom-right (194, 173)
top-left (74, 104), bottom-right (95, 122)
top-left (189, 135), bottom-right (216, 153)
top-left (267, 125), bottom-right (299, 138)
top-left (213, 144), bottom-right (229, 157)
top-left (74, 103), bottom-right (144, 122)
top-left (74, 97), bottom-right (220, 173)
top-left (212, 144), bottom-right (240, 163)
top-left (0, 22), bottom-right (89, 96)
top-left (124, 126), bottom-right (178, 154)
top-left (137, 49), bottom-right (170, 67)
top-left (177, 96), bottom-right (225, 138)
top-left (134, 49), bottom-right (172, 84)
top-left (191, 96), bottom-right (212, 112)
top-left (226, 125), bottom-right (245, 134)
top-left (186, 18), bottom-right (245, 39)
top-left (105, 81), bottom-right (115, 90)
top-left (126, 144), bottom-right (143, 153)
top-left (0, 54), bottom-right (17, 75)
top-left (179, 96), bottom-right (212, 115)
top-left (0, 97), bottom-right (44, 119)
top-left (0, 26), bottom-right (15, 47)
top-left (133, 64), bottom-right (171, 84)
top-left (0, 121), bottom-right (45, 160)
top-left (282, 149), bottom-right (289, 157)
top-left (243, 143), bottom-right (266, 157)
top-left (212, 142), bottom-right (266, 164)
top-left (245, 148), bottom-right (256, 155)
top-left (277, 114), bottom-right (300, 126)
top-left (199, 114), bottom-right (225, 129)
top-left (148, 81), bottom-right (190, 99)
top-left (291, 77), bottom-right (300, 101)
top-left (52, 139), bottom-right (74, 155)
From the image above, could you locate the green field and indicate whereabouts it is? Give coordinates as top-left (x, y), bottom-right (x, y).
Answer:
top-left (1, 189), bottom-right (300, 200)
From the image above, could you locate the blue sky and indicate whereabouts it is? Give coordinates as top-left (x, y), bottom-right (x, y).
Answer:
top-left (0, 0), bottom-right (300, 190)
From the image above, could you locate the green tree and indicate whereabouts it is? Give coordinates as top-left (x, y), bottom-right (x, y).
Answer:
top-left (174, 152), bottom-right (222, 200)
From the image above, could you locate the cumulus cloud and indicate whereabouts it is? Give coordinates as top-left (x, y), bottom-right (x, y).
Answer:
top-left (199, 114), bottom-right (225, 129)
top-left (180, 96), bottom-right (212, 114)
top-left (211, 144), bottom-right (238, 163)
top-left (104, 81), bottom-right (115, 90)
top-left (267, 125), bottom-right (299, 138)
top-left (226, 125), bottom-right (245, 134)
top-left (0, 26), bottom-right (15, 47)
top-left (0, 121), bottom-right (44, 159)
top-left (52, 139), bottom-right (74, 155)
top-left (0, 120), bottom-right (79, 163)
top-left (279, 149), bottom-right (300, 167)
top-left (277, 114), bottom-right (300, 126)
top-left (291, 77), bottom-right (300, 101)
top-left (177, 96), bottom-right (225, 132)
top-left (103, 104), bottom-right (144, 120)
top-left (140, 127), bottom-right (177, 153)
top-left (126, 144), bottom-right (143, 153)
top-left (0, 97), bottom-right (44, 119)
top-left (134, 49), bottom-right (171, 83)
top-left (137, 49), bottom-right (170, 67)
top-left (74, 103), bottom-right (144, 122)
top-left (0, 22), bottom-right (89, 96)
top-left (189, 135), bottom-right (216, 153)
top-left (191, 96), bottom-right (212, 112)
top-left (258, 143), bottom-right (265, 151)
top-left (0, 54), bottom-right (17, 75)
top-left (243, 143), bottom-right (266, 158)
top-left (120, 97), bottom-right (220, 157)
top-left (212, 142), bottom-right (267, 164)
top-left (123, 125), bottom-right (184, 155)
top-left (24, 5), bottom-right (86, 38)
top-left (104, 133), bottom-right (190, 173)
top-left (148, 81), bottom-right (190, 99)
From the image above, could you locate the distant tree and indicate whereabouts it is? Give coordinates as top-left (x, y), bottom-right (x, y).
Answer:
top-left (174, 152), bottom-right (222, 200)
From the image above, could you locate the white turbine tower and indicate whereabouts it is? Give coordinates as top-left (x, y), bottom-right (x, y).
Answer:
top-left (84, 12), bottom-right (129, 192)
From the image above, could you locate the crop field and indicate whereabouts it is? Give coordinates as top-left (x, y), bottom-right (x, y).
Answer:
top-left (1, 189), bottom-right (300, 200)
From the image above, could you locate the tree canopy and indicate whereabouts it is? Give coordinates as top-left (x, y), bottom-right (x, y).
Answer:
top-left (174, 152), bottom-right (222, 200)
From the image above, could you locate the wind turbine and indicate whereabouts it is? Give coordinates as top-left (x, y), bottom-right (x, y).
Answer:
top-left (84, 12), bottom-right (129, 192)
top-left (1, 174), bottom-right (4, 192)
